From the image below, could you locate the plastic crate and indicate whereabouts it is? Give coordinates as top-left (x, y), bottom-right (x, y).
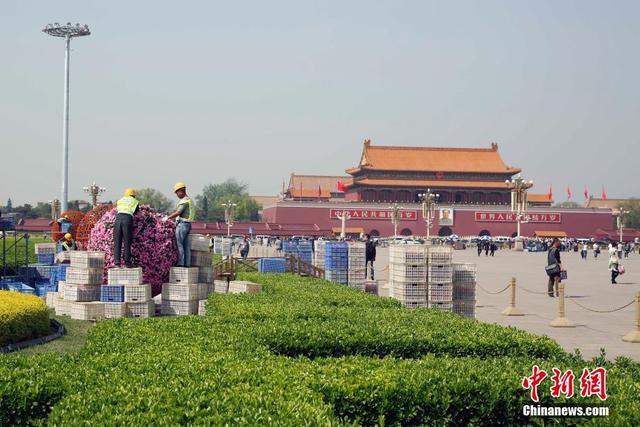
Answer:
top-left (188, 234), bottom-right (211, 252)
top-left (161, 283), bottom-right (203, 301)
top-left (190, 250), bottom-right (212, 268)
top-left (427, 247), bottom-right (453, 265)
top-left (198, 299), bottom-right (207, 316)
top-left (35, 243), bottom-right (57, 254)
top-left (45, 291), bottom-right (58, 308)
top-left (401, 301), bottom-right (428, 309)
top-left (54, 297), bottom-right (73, 316)
top-left (69, 301), bottom-right (105, 321)
top-left (390, 263), bottom-right (427, 282)
top-left (428, 301), bottom-right (453, 312)
top-left (213, 280), bottom-right (229, 293)
top-left (30, 264), bottom-right (56, 280)
top-left (101, 285), bottom-right (125, 302)
top-left (64, 284), bottom-right (101, 302)
top-left (66, 267), bottom-right (103, 285)
top-left (107, 267), bottom-right (143, 285)
top-left (325, 270), bottom-right (348, 284)
top-left (389, 245), bottom-right (428, 264)
top-left (36, 253), bottom-right (55, 265)
top-left (228, 281), bottom-right (261, 294)
top-left (124, 284), bottom-right (151, 303)
top-left (58, 281), bottom-right (66, 299)
top-left (8, 283), bottom-right (35, 294)
top-left (427, 265), bottom-right (453, 283)
top-left (392, 283), bottom-right (427, 302)
top-left (169, 267), bottom-right (198, 284)
top-left (452, 282), bottom-right (476, 301)
top-left (198, 266), bottom-right (215, 284)
top-left (427, 283), bottom-right (453, 302)
top-left (126, 300), bottom-right (155, 318)
top-left (161, 300), bottom-right (199, 316)
top-left (258, 258), bottom-right (286, 273)
top-left (69, 251), bottom-right (105, 269)
top-left (453, 300), bottom-right (476, 318)
top-left (104, 302), bottom-right (127, 319)
top-left (452, 263), bottom-right (478, 284)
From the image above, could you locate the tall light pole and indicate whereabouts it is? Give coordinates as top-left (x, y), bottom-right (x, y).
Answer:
top-left (221, 201), bottom-right (238, 237)
top-left (618, 209), bottom-right (630, 244)
top-left (418, 189), bottom-right (439, 240)
top-left (43, 22), bottom-right (91, 213)
top-left (335, 210), bottom-right (352, 240)
top-left (83, 182), bottom-right (106, 207)
top-left (390, 203), bottom-right (403, 238)
top-left (505, 174), bottom-right (533, 250)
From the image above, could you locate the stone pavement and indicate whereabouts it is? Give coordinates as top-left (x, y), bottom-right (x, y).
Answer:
top-left (374, 246), bottom-right (640, 361)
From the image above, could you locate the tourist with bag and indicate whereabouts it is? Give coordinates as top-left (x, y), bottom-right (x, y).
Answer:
top-left (609, 243), bottom-right (621, 284)
top-left (545, 238), bottom-right (563, 297)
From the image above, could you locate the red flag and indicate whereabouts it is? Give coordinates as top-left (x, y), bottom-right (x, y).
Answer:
top-left (566, 186), bottom-right (572, 199)
top-left (282, 179), bottom-right (285, 195)
top-left (547, 185), bottom-right (553, 201)
top-left (583, 186), bottom-right (589, 200)
top-left (602, 186), bottom-right (607, 201)
top-left (318, 185), bottom-right (322, 198)
top-left (300, 181), bottom-right (303, 199)
top-left (336, 181), bottom-right (348, 192)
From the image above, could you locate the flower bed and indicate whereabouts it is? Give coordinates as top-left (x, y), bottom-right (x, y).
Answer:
top-left (0, 291), bottom-right (50, 346)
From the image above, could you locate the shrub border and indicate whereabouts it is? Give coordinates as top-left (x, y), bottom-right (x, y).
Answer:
top-left (0, 319), bottom-right (65, 353)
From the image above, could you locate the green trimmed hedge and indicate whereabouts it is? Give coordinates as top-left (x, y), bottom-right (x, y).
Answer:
top-left (0, 273), bottom-right (638, 425)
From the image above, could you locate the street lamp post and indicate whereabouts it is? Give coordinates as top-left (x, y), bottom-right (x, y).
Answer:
top-left (43, 22), bottom-right (91, 214)
top-left (83, 182), bottom-right (106, 207)
top-left (335, 210), bottom-right (352, 240)
top-left (505, 175), bottom-right (534, 250)
top-left (618, 209), bottom-right (630, 244)
top-left (221, 201), bottom-right (238, 237)
top-left (418, 189), bottom-right (439, 240)
top-left (390, 203), bottom-right (403, 238)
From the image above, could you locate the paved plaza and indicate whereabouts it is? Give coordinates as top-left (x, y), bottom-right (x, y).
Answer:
top-left (375, 246), bottom-right (640, 361)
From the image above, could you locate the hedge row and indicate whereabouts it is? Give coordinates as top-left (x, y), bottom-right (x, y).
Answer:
top-left (0, 291), bottom-right (50, 346)
top-left (0, 273), bottom-right (638, 425)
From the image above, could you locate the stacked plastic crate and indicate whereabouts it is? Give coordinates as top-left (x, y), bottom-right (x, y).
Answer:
top-left (325, 241), bottom-right (348, 284)
top-left (213, 237), bottom-right (232, 256)
top-left (313, 239), bottom-right (325, 270)
top-left (188, 235), bottom-right (215, 313)
top-left (258, 258), bottom-right (287, 273)
top-left (161, 267), bottom-right (208, 315)
top-left (347, 241), bottom-right (366, 291)
top-left (103, 267), bottom-right (153, 318)
top-left (389, 244), bottom-right (428, 308)
top-left (452, 263), bottom-right (477, 318)
top-left (32, 243), bottom-right (58, 297)
top-left (296, 240), bottom-right (313, 264)
top-left (61, 251), bottom-right (106, 320)
top-left (427, 246), bottom-right (453, 312)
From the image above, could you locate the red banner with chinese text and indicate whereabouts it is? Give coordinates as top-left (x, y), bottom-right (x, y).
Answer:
top-left (475, 212), bottom-right (561, 223)
top-left (329, 209), bottom-right (418, 221)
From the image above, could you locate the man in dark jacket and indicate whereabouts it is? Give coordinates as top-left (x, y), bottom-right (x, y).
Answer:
top-left (364, 234), bottom-right (376, 280)
top-left (547, 238), bottom-right (563, 297)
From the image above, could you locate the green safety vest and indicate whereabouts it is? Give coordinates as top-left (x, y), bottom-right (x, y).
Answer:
top-left (62, 240), bottom-right (77, 251)
top-left (117, 196), bottom-right (139, 216)
top-left (177, 197), bottom-right (195, 221)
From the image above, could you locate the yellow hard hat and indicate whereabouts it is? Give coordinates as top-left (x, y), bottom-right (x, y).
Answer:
top-left (64, 233), bottom-right (73, 240)
top-left (173, 182), bottom-right (186, 192)
top-left (124, 188), bottom-right (136, 197)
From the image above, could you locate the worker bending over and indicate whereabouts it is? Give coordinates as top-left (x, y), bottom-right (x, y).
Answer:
top-left (61, 233), bottom-right (77, 251)
top-left (166, 182), bottom-right (195, 267)
top-left (114, 188), bottom-right (139, 268)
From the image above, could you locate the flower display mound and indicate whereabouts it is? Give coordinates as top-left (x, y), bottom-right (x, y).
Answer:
top-left (0, 291), bottom-right (50, 346)
top-left (87, 205), bottom-right (177, 295)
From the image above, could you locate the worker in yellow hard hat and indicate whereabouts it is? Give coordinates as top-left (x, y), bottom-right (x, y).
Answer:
top-left (60, 233), bottom-right (77, 251)
top-left (114, 188), bottom-right (139, 268)
top-left (166, 182), bottom-right (196, 267)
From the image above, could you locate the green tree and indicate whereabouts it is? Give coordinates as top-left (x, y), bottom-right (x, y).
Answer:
top-left (618, 199), bottom-right (640, 228)
top-left (137, 188), bottom-right (172, 213)
top-left (196, 179), bottom-right (259, 222)
top-left (553, 201), bottom-right (580, 208)
top-left (6, 198), bottom-right (12, 213)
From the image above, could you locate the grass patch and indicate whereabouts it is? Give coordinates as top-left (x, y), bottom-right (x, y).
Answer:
top-left (17, 311), bottom-right (94, 355)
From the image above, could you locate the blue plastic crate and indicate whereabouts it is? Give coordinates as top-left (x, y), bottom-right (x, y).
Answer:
top-left (8, 283), bottom-right (35, 294)
top-left (101, 285), bottom-right (125, 302)
top-left (60, 222), bottom-right (72, 233)
top-left (258, 258), bottom-right (287, 273)
top-left (29, 264), bottom-right (55, 279)
top-left (37, 253), bottom-right (55, 265)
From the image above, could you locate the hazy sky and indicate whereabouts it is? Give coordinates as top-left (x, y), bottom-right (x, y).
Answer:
top-left (2, 1), bottom-right (639, 205)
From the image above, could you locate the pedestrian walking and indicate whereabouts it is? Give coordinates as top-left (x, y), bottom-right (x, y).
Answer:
top-left (609, 243), bottom-right (621, 284)
top-left (364, 233), bottom-right (376, 280)
top-left (581, 243), bottom-right (588, 260)
top-left (477, 242), bottom-right (482, 257)
top-left (490, 242), bottom-right (496, 257)
top-left (545, 238), bottom-right (563, 297)
top-left (593, 242), bottom-right (600, 259)
top-left (240, 236), bottom-right (250, 259)
top-left (484, 241), bottom-right (490, 256)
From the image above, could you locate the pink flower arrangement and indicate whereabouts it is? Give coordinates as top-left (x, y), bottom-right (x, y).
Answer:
top-left (87, 205), bottom-right (177, 296)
